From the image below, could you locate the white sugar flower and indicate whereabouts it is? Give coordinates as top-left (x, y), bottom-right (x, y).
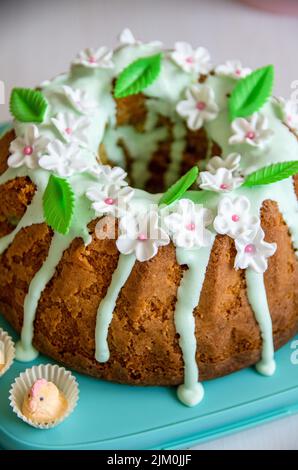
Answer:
top-left (229, 113), bottom-right (274, 148)
top-left (73, 47), bottom-right (114, 69)
top-left (277, 97), bottom-right (298, 132)
top-left (39, 140), bottom-right (90, 177)
top-left (214, 196), bottom-right (259, 239)
top-left (61, 85), bottom-right (97, 114)
top-left (206, 153), bottom-right (241, 174)
top-left (164, 199), bottom-right (213, 249)
top-left (199, 168), bottom-right (243, 193)
top-left (116, 211), bottom-right (170, 262)
top-left (8, 125), bottom-right (49, 170)
top-left (89, 165), bottom-right (128, 187)
top-left (100, 165), bottom-right (128, 188)
top-left (119, 28), bottom-right (142, 46)
top-left (118, 28), bottom-right (163, 48)
top-left (176, 85), bottom-right (219, 131)
top-left (86, 184), bottom-right (134, 217)
top-left (234, 227), bottom-right (277, 273)
top-left (171, 42), bottom-right (212, 75)
top-left (51, 112), bottom-right (90, 146)
top-left (215, 60), bottom-right (251, 79)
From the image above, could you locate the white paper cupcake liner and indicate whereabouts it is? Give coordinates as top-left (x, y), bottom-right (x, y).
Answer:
top-left (0, 328), bottom-right (15, 378)
top-left (9, 364), bottom-right (79, 429)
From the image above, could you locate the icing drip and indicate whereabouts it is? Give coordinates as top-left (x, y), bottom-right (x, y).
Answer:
top-left (11, 172), bottom-right (95, 361)
top-left (175, 239), bottom-right (215, 407)
top-left (16, 233), bottom-right (75, 361)
top-left (236, 180), bottom-right (298, 255)
top-left (245, 268), bottom-right (276, 376)
top-left (95, 253), bottom-right (136, 363)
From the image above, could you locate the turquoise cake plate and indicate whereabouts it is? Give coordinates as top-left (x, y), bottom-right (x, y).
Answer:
top-left (0, 122), bottom-right (298, 449)
top-left (0, 123), bottom-right (11, 136)
top-left (1, 315), bottom-right (298, 450)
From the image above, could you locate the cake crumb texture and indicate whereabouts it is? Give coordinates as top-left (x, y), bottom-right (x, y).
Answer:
top-left (0, 122), bottom-right (297, 386)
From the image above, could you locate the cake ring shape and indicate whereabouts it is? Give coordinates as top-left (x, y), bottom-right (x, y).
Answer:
top-left (0, 30), bottom-right (297, 407)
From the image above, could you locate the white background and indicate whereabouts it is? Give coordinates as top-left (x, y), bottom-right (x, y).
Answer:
top-left (0, 0), bottom-right (298, 449)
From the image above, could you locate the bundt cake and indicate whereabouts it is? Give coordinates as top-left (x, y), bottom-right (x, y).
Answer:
top-left (0, 29), bottom-right (297, 407)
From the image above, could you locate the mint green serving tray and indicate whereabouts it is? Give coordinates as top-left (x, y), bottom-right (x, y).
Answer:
top-left (1, 315), bottom-right (298, 450)
top-left (0, 122), bottom-right (298, 449)
top-left (0, 123), bottom-right (12, 136)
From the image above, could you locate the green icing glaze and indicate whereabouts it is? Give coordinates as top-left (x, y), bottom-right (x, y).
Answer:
top-left (13, 170), bottom-right (96, 360)
top-left (175, 239), bottom-right (215, 407)
top-left (245, 268), bottom-right (276, 376)
top-left (0, 40), bottom-right (297, 405)
top-left (203, 72), bottom-right (298, 250)
top-left (114, 53), bottom-right (163, 98)
top-left (205, 76), bottom-right (298, 172)
top-left (10, 88), bottom-right (49, 123)
top-left (95, 253), bottom-right (136, 363)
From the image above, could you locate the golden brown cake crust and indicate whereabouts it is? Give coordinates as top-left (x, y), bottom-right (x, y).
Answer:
top-left (0, 129), bottom-right (15, 175)
top-left (0, 127), bottom-right (297, 386)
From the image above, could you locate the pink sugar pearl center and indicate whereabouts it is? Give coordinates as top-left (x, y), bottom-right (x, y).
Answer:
top-left (246, 131), bottom-right (255, 140)
top-left (245, 243), bottom-right (256, 254)
top-left (88, 56), bottom-right (96, 64)
top-left (231, 214), bottom-right (240, 222)
top-left (186, 222), bottom-right (196, 231)
top-left (220, 183), bottom-right (229, 190)
top-left (65, 127), bottom-right (72, 135)
top-left (138, 233), bottom-right (147, 241)
top-left (235, 69), bottom-right (241, 76)
top-left (23, 145), bottom-right (33, 156)
top-left (186, 56), bottom-right (194, 64)
top-left (104, 197), bottom-right (115, 205)
top-left (196, 101), bottom-right (206, 111)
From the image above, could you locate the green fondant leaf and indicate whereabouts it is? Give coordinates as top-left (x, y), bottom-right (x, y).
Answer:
top-left (43, 175), bottom-right (75, 235)
top-left (10, 88), bottom-right (48, 123)
top-left (114, 53), bottom-right (162, 98)
top-left (243, 161), bottom-right (298, 187)
top-left (228, 65), bottom-right (274, 121)
top-left (159, 166), bottom-right (199, 206)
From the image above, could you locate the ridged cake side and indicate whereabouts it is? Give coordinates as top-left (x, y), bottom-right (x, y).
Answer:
top-left (0, 129), bottom-right (297, 386)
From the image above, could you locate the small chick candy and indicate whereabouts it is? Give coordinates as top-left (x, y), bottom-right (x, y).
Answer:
top-left (0, 340), bottom-right (5, 372)
top-left (22, 379), bottom-right (68, 424)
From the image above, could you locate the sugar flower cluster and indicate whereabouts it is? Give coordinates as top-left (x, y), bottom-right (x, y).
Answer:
top-left (6, 33), bottom-right (279, 271)
top-left (8, 85), bottom-right (99, 177)
top-left (197, 153), bottom-right (276, 272)
top-left (214, 195), bottom-right (276, 273)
